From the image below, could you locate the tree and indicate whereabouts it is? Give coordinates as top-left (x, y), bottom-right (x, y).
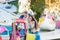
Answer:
top-left (30, 0), bottom-right (45, 21)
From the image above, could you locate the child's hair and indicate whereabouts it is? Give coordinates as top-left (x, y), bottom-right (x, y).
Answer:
top-left (24, 11), bottom-right (28, 14)
top-left (29, 15), bottom-right (38, 29)
top-left (15, 25), bottom-right (18, 31)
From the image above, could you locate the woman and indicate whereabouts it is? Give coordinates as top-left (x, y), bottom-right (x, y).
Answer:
top-left (28, 15), bottom-right (40, 34)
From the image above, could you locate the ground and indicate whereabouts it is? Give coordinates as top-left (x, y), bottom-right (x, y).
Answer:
top-left (40, 29), bottom-right (60, 40)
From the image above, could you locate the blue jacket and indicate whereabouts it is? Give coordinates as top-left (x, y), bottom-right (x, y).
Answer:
top-left (19, 14), bottom-right (31, 18)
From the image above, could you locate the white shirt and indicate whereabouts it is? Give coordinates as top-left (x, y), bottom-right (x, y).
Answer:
top-left (27, 21), bottom-right (35, 29)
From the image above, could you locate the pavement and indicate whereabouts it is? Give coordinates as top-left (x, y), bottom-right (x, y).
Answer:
top-left (40, 29), bottom-right (60, 40)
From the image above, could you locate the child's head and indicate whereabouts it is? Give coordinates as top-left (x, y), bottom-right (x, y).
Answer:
top-left (28, 15), bottom-right (39, 30)
top-left (15, 23), bottom-right (21, 31)
top-left (15, 25), bottom-right (18, 31)
top-left (28, 15), bottom-right (34, 22)
top-left (24, 11), bottom-right (28, 18)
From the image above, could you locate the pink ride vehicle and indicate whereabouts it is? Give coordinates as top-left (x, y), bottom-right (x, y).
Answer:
top-left (10, 18), bottom-right (26, 40)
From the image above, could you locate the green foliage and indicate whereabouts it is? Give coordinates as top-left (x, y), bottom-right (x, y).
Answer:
top-left (31, 0), bottom-right (45, 21)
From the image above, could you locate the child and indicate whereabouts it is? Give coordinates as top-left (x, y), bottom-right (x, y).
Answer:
top-left (10, 24), bottom-right (20, 40)
top-left (16, 26), bottom-right (20, 40)
top-left (28, 15), bottom-right (40, 34)
top-left (27, 15), bottom-right (40, 40)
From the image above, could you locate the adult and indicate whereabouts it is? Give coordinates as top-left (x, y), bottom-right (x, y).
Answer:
top-left (19, 11), bottom-right (30, 21)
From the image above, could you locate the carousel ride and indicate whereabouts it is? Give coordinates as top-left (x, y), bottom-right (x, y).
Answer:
top-left (39, 0), bottom-right (60, 30)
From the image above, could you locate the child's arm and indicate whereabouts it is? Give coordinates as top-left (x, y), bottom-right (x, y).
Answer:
top-left (30, 21), bottom-right (35, 29)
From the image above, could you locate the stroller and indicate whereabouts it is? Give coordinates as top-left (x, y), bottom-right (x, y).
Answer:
top-left (10, 18), bottom-right (27, 40)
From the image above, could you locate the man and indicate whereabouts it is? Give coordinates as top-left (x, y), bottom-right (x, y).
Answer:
top-left (19, 11), bottom-right (30, 21)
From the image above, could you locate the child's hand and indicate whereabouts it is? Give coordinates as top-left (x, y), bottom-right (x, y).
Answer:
top-left (17, 27), bottom-right (22, 30)
top-left (31, 28), bottom-right (36, 33)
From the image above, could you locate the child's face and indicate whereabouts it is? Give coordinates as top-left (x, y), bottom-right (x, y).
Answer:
top-left (24, 13), bottom-right (28, 18)
top-left (28, 16), bottom-right (32, 22)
